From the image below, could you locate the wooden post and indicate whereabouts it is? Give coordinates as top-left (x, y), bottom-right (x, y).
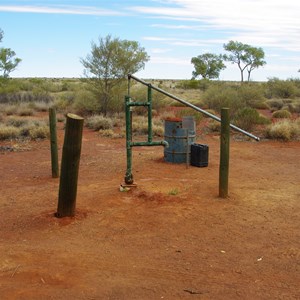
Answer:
top-left (49, 107), bottom-right (59, 178)
top-left (219, 108), bottom-right (230, 198)
top-left (56, 113), bottom-right (84, 218)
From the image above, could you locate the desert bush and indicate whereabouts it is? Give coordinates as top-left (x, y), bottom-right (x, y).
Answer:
top-left (265, 99), bottom-right (284, 111)
top-left (175, 108), bottom-right (203, 124)
top-left (176, 79), bottom-right (201, 89)
top-left (266, 119), bottom-right (300, 141)
top-left (202, 85), bottom-right (246, 116)
top-left (0, 125), bottom-right (21, 140)
top-left (272, 110), bottom-right (292, 119)
top-left (86, 115), bottom-right (113, 131)
top-left (53, 93), bottom-right (75, 113)
top-left (73, 90), bottom-right (99, 115)
top-left (233, 107), bottom-right (270, 131)
top-left (238, 83), bottom-right (265, 106)
top-left (250, 101), bottom-right (270, 110)
top-left (264, 78), bottom-right (298, 99)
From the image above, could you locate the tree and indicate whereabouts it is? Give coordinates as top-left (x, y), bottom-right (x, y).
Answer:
top-left (0, 48), bottom-right (22, 78)
top-left (223, 40), bottom-right (266, 82)
top-left (191, 53), bottom-right (226, 80)
top-left (80, 35), bottom-right (149, 115)
top-left (0, 29), bottom-right (3, 43)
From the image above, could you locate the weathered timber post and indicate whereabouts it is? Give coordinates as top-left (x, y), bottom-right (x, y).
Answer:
top-left (49, 107), bottom-right (59, 178)
top-left (219, 108), bottom-right (230, 198)
top-left (56, 113), bottom-right (84, 218)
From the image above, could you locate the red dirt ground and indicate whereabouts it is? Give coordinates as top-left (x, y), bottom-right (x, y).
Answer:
top-left (0, 123), bottom-right (299, 299)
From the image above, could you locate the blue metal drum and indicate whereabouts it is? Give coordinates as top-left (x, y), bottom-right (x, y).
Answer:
top-left (164, 117), bottom-right (196, 163)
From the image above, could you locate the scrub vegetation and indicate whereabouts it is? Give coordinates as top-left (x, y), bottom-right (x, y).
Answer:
top-left (0, 76), bottom-right (300, 141)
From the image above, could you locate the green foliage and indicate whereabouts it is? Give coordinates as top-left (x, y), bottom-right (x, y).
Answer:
top-left (266, 120), bottom-right (300, 141)
top-left (265, 78), bottom-right (298, 98)
top-left (233, 107), bottom-right (270, 131)
top-left (73, 89), bottom-right (99, 115)
top-left (223, 40), bottom-right (266, 82)
top-left (237, 83), bottom-right (265, 106)
top-left (81, 35), bottom-right (149, 115)
top-left (202, 84), bottom-right (246, 116)
top-left (272, 109), bottom-right (292, 119)
top-left (176, 79), bottom-right (200, 89)
top-left (265, 99), bottom-right (284, 110)
top-left (191, 53), bottom-right (226, 80)
top-left (0, 47), bottom-right (22, 78)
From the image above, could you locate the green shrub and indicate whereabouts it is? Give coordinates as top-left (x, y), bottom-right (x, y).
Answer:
top-left (266, 99), bottom-right (284, 110)
top-left (265, 78), bottom-right (298, 99)
top-left (272, 110), bottom-right (292, 119)
top-left (250, 101), bottom-right (270, 110)
top-left (202, 85), bottom-right (246, 116)
top-left (176, 80), bottom-right (200, 89)
top-left (266, 120), bottom-right (300, 141)
top-left (73, 90), bottom-right (99, 115)
top-left (86, 115), bottom-right (113, 131)
top-left (233, 107), bottom-right (264, 131)
top-left (238, 83), bottom-right (265, 105)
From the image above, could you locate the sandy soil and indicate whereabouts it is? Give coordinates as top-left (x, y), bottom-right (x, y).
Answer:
top-left (0, 123), bottom-right (299, 299)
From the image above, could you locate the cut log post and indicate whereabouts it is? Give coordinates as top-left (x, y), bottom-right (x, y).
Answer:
top-left (219, 108), bottom-right (230, 198)
top-left (49, 107), bottom-right (59, 178)
top-left (56, 113), bottom-right (84, 218)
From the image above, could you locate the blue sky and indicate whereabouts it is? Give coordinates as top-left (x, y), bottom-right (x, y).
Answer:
top-left (0, 0), bottom-right (299, 81)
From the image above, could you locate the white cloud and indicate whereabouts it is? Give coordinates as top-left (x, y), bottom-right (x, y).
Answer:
top-left (0, 5), bottom-right (124, 16)
top-left (151, 48), bottom-right (172, 54)
top-left (131, 0), bottom-right (300, 52)
top-left (150, 56), bottom-right (190, 65)
top-left (144, 36), bottom-right (225, 47)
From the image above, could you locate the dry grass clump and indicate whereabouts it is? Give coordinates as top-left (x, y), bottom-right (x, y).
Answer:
top-left (98, 129), bottom-right (125, 138)
top-left (15, 103), bottom-right (34, 116)
top-left (86, 115), bottom-right (113, 131)
top-left (0, 118), bottom-right (49, 140)
top-left (2, 104), bottom-right (18, 116)
top-left (175, 108), bottom-right (203, 124)
top-left (28, 101), bottom-right (51, 112)
top-left (272, 109), bottom-right (292, 119)
top-left (28, 125), bottom-right (49, 140)
top-left (0, 125), bottom-right (21, 140)
top-left (266, 119), bottom-right (300, 141)
top-left (132, 116), bottom-right (164, 137)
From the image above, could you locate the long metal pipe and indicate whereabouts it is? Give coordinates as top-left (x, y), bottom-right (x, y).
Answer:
top-left (128, 74), bottom-right (260, 141)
